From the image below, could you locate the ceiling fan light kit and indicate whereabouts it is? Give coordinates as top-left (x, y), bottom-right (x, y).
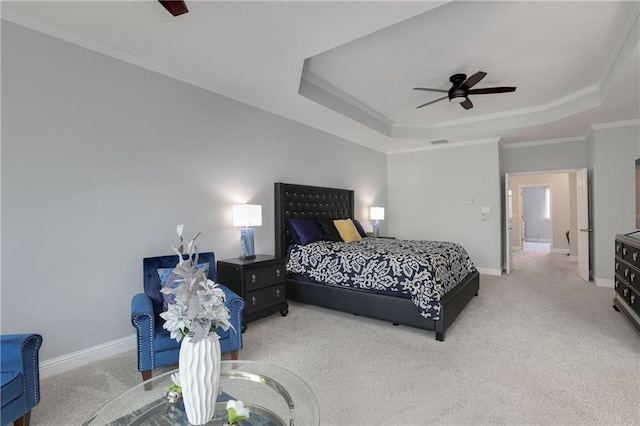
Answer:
top-left (414, 71), bottom-right (516, 110)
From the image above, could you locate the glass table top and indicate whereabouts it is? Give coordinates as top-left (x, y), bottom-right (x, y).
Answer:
top-left (83, 361), bottom-right (320, 426)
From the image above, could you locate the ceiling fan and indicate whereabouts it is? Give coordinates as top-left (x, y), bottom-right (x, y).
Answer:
top-left (158, 0), bottom-right (189, 17)
top-left (413, 72), bottom-right (516, 110)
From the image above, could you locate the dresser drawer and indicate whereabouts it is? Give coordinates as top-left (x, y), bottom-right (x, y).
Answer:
top-left (620, 242), bottom-right (640, 268)
top-left (244, 263), bottom-right (285, 291)
top-left (618, 262), bottom-right (640, 289)
top-left (244, 283), bottom-right (286, 315)
top-left (615, 279), bottom-right (631, 304)
top-left (629, 288), bottom-right (640, 318)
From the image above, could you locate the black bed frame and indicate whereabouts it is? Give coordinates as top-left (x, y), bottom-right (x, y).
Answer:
top-left (274, 182), bottom-right (479, 341)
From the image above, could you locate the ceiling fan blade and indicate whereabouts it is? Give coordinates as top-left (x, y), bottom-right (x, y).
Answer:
top-left (158, 0), bottom-right (189, 16)
top-left (460, 98), bottom-right (473, 109)
top-left (461, 71), bottom-right (487, 89)
top-left (468, 87), bottom-right (516, 95)
top-left (416, 95), bottom-right (448, 109)
top-left (413, 88), bottom-right (448, 93)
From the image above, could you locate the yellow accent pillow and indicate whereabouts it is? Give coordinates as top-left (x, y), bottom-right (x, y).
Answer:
top-left (333, 219), bottom-right (362, 243)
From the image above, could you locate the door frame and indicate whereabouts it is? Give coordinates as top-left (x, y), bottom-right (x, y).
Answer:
top-left (504, 169), bottom-right (587, 277)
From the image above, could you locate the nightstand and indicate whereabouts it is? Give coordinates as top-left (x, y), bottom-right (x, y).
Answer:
top-left (217, 255), bottom-right (288, 331)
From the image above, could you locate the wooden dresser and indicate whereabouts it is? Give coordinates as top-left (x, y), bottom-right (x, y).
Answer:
top-left (613, 233), bottom-right (640, 332)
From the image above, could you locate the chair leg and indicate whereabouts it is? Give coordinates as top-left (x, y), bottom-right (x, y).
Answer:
top-left (230, 349), bottom-right (239, 360)
top-left (14, 410), bottom-right (31, 426)
top-left (141, 370), bottom-right (152, 382)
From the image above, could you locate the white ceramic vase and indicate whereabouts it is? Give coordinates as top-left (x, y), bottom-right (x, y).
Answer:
top-left (179, 335), bottom-right (221, 425)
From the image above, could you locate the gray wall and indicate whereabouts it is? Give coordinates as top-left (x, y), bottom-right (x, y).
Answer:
top-left (1, 22), bottom-right (388, 361)
top-left (502, 125), bottom-right (640, 284)
top-left (588, 125), bottom-right (639, 285)
top-left (387, 142), bottom-right (502, 274)
top-left (501, 139), bottom-right (590, 174)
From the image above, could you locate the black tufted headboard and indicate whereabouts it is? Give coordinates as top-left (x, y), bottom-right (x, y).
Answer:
top-left (274, 182), bottom-right (354, 259)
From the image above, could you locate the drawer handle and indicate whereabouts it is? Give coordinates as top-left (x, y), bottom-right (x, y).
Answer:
top-left (625, 268), bottom-right (629, 277)
top-left (276, 268), bottom-right (281, 278)
top-left (252, 296), bottom-right (257, 306)
top-left (616, 244), bottom-right (621, 253)
top-left (623, 288), bottom-right (629, 297)
top-left (632, 273), bottom-right (636, 283)
top-left (615, 280), bottom-right (619, 289)
top-left (634, 252), bottom-right (638, 262)
top-left (276, 289), bottom-right (281, 298)
top-left (632, 294), bottom-right (637, 304)
top-left (623, 247), bottom-right (627, 256)
top-left (251, 274), bottom-right (256, 283)
top-left (615, 262), bottom-right (619, 271)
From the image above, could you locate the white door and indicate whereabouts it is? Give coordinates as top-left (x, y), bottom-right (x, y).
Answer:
top-left (577, 168), bottom-right (590, 281)
top-left (504, 174), bottom-right (512, 274)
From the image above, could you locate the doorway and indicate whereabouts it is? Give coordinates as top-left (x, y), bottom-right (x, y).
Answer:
top-left (505, 171), bottom-right (577, 272)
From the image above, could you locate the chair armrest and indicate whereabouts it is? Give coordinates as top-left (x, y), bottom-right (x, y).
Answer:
top-left (0, 333), bottom-right (43, 409)
top-left (218, 285), bottom-right (245, 350)
top-left (220, 285), bottom-right (245, 318)
top-left (131, 292), bottom-right (155, 320)
top-left (131, 293), bottom-right (156, 372)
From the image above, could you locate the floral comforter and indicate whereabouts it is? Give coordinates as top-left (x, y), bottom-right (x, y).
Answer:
top-left (286, 238), bottom-right (476, 320)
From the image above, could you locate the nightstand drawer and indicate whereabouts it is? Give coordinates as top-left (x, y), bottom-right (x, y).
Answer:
top-left (244, 263), bottom-right (285, 291)
top-left (245, 283), bottom-right (286, 315)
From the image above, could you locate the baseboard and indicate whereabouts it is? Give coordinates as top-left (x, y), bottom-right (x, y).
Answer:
top-left (476, 267), bottom-right (502, 276)
top-left (594, 278), bottom-right (614, 288)
top-left (524, 238), bottom-right (550, 242)
top-left (40, 334), bottom-right (136, 379)
top-left (551, 248), bottom-right (570, 254)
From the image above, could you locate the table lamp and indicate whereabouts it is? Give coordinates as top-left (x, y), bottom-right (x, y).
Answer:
top-left (232, 204), bottom-right (262, 259)
top-left (370, 206), bottom-right (385, 238)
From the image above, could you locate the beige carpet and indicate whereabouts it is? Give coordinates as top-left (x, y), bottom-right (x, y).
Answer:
top-left (32, 251), bottom-right (640, 425)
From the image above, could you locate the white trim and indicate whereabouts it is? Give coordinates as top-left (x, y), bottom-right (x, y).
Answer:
top-left (551, 248), bottom-right (570, 255)
top-left (594, 278), bottom-right (615, 288)
top-left (502, 136), bottom-right (586, 149)
top-left (39, 334), bottom-right (136, 379)
top-left (591, 119), bottom-right (640, 130)
top-left (476, 267), bottom-right (502, 276)
top-left (387, 136), bottom-right (499, 154)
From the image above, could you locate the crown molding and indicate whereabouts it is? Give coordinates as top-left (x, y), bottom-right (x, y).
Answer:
top-left (502, 136), bottom-right (587, 149)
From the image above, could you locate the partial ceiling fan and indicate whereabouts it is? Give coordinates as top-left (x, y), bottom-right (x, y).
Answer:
top-left (158, 0), bottom-right (189, 16)
top-left (413, 71), bottom-right (516, 110)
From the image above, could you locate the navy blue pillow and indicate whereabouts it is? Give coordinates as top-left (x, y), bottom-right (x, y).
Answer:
top-left (352, 219), bottom-right (368, 238)
top-left (289, 219), bottom-right (326, 245)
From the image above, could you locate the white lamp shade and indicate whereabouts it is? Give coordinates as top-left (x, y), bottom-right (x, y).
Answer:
top-left (370, 206), bottom-right (385, 221)
top-left (232, 204), bottom-right (262, 227)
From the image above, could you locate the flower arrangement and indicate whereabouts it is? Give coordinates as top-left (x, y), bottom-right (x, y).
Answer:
top-left (160, 225), bottom-right (232, 343)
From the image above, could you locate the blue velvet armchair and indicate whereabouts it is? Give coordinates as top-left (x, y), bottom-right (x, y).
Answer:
top-left (1, 333), bottom-right (43, 426)
top-left (131, 252), bottom-right (245, 382)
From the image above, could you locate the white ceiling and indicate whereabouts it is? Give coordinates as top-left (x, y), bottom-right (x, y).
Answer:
top-left (3, 1), bottom-right (639, 153)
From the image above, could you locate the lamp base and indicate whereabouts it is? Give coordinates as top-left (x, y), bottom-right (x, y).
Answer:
top-left (239, 228), bottom-right (255, 259)
top-left (373, 221), bottom-right (380, 238)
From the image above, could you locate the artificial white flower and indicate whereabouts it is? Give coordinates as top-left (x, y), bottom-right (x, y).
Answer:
top-left (226, 399), bottom-right (250, 424)
top-left (171, 372), bottom-right (181, 387)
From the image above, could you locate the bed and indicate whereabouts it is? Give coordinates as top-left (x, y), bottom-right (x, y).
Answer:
top-left (274, 182), bottom-right (480, 341)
